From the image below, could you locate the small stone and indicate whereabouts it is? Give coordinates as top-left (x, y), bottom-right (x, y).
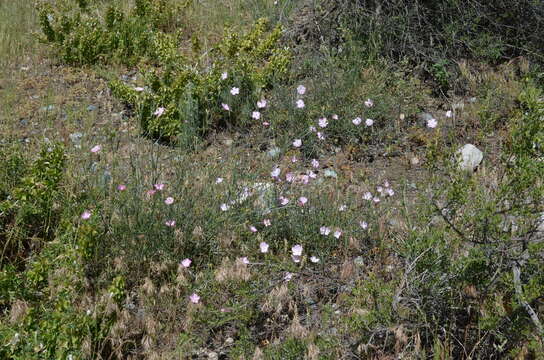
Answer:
top-left (207, 351), bottom-right (218, 360)
top-left (353, 256), bottom-right (365, 267)
top-left (87, 105), bottom-right (97, 111)
top-left (457, 144), bottom-right (483, 172)
top-left (19, 119), bottom-right (28, 126)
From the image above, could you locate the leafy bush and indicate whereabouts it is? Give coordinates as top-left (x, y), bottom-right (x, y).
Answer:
top-left (0, 143), bottom-right (66, 265)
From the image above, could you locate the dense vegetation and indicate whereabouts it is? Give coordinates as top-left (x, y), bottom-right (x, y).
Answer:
top-left (1, 0), bottom-right (543, 358)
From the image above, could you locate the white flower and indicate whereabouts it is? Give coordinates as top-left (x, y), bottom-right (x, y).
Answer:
top-left (293, 139), bottom-right (302, 148)
top-left (220, 203), bottom-right (230, 211)
top-left (359, 221), bottom-right (368, 229)
top-left (221, 72), bottom-right (228, 80)
top-left (291, 244), bottom-right (303, 256)
top-left (296, 99), bottom-right (305, 108)
top-left (364, 98), bottom-right (374, 108)
top-left (320, 226), bottom-right (331, 236)
top-left (252, 111), bottom-right (261, 120)
top-left (365, 118), bottom-right (374, 127)
top-left (427, 118), bottom-right (437, 128)
top-left (333, 230), bottom-right (342, 239)
top-left (297, 85), bottom-right (306, 95)
top-left (362, 192), bottom-right (372, 201)
top-left (318, 117), bottom-right (328, 128)
top-left (352, 117), bottom-right (362, 125)
top-left (257, 99), bottom-right (267, 108)
top-left (310, 256), bottom-right (320, 263)
top-left (271, 167), bottom-right (281, 178)
top-left (230, 87), bottom-right (240, 95)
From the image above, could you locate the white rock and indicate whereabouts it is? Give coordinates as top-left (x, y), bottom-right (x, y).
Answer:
top-left (457, 144), bottom-right (483, 171)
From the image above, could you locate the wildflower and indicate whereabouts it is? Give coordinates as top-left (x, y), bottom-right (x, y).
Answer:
top-left (307, 170), bottom-right (317, 179)
top-left (309, 125), bottom-right (317, 132)
top-left (427, 118), bottom-right (437, 128)
top-left (90, 145), bottom-right (101, 153)
top-left (298, 196), bottom-right (308, 206)
top-left (364, 98), bottom-right (374, 108)
top-left (320, 226), bottom-right (331, 236)
top-left (365, 118), bottom-right (374, 127)
top-left (259, 242), bottom-right (269, 253)
top-left (263, 121), bottom-right (270, 126)
top-left (154, 183), bottom-right (165, 191)
top-left (332, 114), bottom-right (339, 120)
top-left (146, 189), bottom-right (156, 197)
top-left (298, 175), bottom-right (310, 184)
top-left (373, 196), bottom-right (380, 203)
top-left (317, 132), bottom-right (325, 140)
top-left (154, 107), bottom-right (165, 117)
top-left (134, 87), bottom-right (145, 92)
top-left (291, 156), bottom-right (298, 163)
top-left (240, 257), bottom-right (250, 264)
top-left (296, 99), bottom-right (305, 108)
top-left (215, 177), bottom-right (224, 184)
top-left (117, 184), bottom-right (126, 191)
top-left (189, 293), bottom-right (200, 304)
top-left (384, 180), bottom-right (390, 188)
top-left (286, 172), bottom-right (295, 182)
top-left (310, 256), bottom-right (320, 263)
top-left (311, 159), bottom-right (319, 168)
top-left (252, 111), bottom-right (261, 120)
top-left (293, 139), bottom-right (302, 148)
top-left (445, 110), bottom-right (452, 118)
top-left (359, 221), bottom-right (368, 229)
top-left (284, 272), bottom-right (293, 281)
top-left (271, 167), bottom-right (281, 178)
top-left (377, 186), bottom-right (383, 194)
top-left (164, 197), bottom-right (174, 205)
top-left (292, 244), bottom-right (303, 256)
top-left (165, 220), bottom-right (176, 227)
top-left (220, 203), bottom-right (229, 211)
top-left (386, 188), bottom-right (395, 197)
top-left (362, 192), bottom-right (372, 200)
top-left (352, 117), bottom-right (362, 125)
top-left (181, 258), bottom-right (192, 268)
top-left (221, 72), bottom-right (228, 80)
top-left (339, 204), bottom-right (347, 211)
top-left (279, 196), bottom-right (289, 206)
top-left (297, 85), bottom-right (306, 95)
top-left (318, 117), bottom-right (328, 128)
top-left (249, 225), bottom-right (258, 233)
top-left (222, 103), bottom-right (230, 111)
top-left (257, 99), bottom-right (267, 108)
top-left (81, 210), bottom-right (92, 220)
top-left (333, 230), bottom-right (342, 239)
top-left (230, 87), bottom-right (239, 95)
top-left (292, 256), bottom-right (301, 263)
top-left (263, 219), bottom-right (271, 227)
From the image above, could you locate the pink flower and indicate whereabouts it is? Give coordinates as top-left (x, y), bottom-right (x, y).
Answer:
top-left (293, 139), bottom-right (302, 148)
top-left (333, 230), bottom-right (342, 239)
top-left (154, 107), bottom-right (165, 117)
top-left (373, 197), bottom-right (381, 203)
top-left (257, 99), bottom-right (267, 108)
top-left (230, 87), bottom-right (239, 95)
top-left (318, 117), bottom-right (328, 128)
top-left (359, 221), bottom-right (368, 229)
top-left (164, 197), bottom-right (174, 205)
top-left (165, 220), bottom-right (176, 227)
top-left (117, 184), bottom-right (126, 191)
top-left (307, 170), bottom-right (317, 179)
top-left (296, 99), bottom-right (305, 108)
top-left (285, 173), bottom-right (295, 182)
top-left (298, 196), bottom-right (308, 206)
top-left (365, 118), bottom-right (374, 127)
top-left (364, 98), bottom-right (374, 108)
top-left (240, 257), bottom-right (250, 264)
top-left (297, 85), bottom-right (306, 95)
top-left (259, 242), bottom-right (269, 253)
top-left (271, 167), bottom-right (281, 178)
top-left (427, 118), bottom-right (437, 128)
top-left (352, 117), bottom-right (362, 125)
top-left (262, 121), bottom-right (270, 127)
top-left (252, 111), bottom-right (261, 120)
top-left (154, 183), bottom-right (165, 191)
top-left (222, 103), bottom-right (230, 111)
top-left (332, 114), bottom-right (339, 120)
top-left (311, 159), bottom-right (319, 168)
top-left (279, 196), bottom-right (289, 206)
top-left (386, 188), bottom-right (395, 197)
top-left (220, 203), bottom-right (230, 211)
top-left (291, 156), bottom-right (298, 163)
top-left (362, 192), bottom-right (372, 201)
top-left (291, 244), bottom-right (303, 256)
top-left (90, 145), bottom-right (101, 153)
top-left (146, 189), bottom-right (156, 197)
top-left (189, 293), bottom-right (200, 304)
top-left (81, 210), bottom-right (92, 220)
top-left (309, 125), bottom-right (317, 132)
top-left (310, 256), bottom-right (320, 263)
top-left (221, 72), bottom-right (228, 80)
top-left (263, 219), bottom-right (271, 227)
top-left (320, 226), bottom-right (331, 236)
top-left (284, 272), bottom-right (293, 281)
top-left (249, 225), bottom-right (258, 233)
top-left (181, 258), bottom-right (192, 268)
top-left (317, 132), bottom-right (325, 140)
